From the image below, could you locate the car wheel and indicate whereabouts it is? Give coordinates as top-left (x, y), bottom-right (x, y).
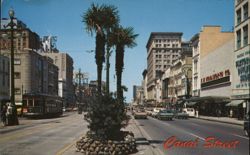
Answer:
top-left (244, 129), bottom-right (249, 137)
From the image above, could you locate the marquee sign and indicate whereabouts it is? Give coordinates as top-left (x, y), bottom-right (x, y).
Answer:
top-left (201, 69), bottom-right (230, 84)
top-left (201, 69), bottom-right (230, 89)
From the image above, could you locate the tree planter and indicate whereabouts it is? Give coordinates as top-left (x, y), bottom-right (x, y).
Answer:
top-left (76, 131), bottom-right (137, 155)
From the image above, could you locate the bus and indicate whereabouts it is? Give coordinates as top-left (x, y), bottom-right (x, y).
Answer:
top-left (22, 93), bottom-right (63, 117)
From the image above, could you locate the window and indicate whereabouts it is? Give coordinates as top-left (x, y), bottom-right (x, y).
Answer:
top-left (14, 59), bottom-right (21, 65)
top-left (237, 29), bottom-right (241, 49)
top-left (194, 60), bottom-right (197, 73)
top-left (243, 3), bottom-right (248, 20)
top-left (237, 9), bottom-right (241, 24)
top-left (15, 88), bottom-right (21, 95)
top-left (14, 72), bottom-right (21, 79)
top-left (243, 25), bottom-right (248, 46)
top-left (194, 77), bottom-right (197, 90)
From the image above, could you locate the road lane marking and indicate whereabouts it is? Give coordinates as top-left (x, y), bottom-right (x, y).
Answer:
top-left (189, 133), bottom-right (205, 141)
top-left (55, 133), bottom-right (85, 155)
top-left (133, 119), bottom-right (165, 155)
top-left (232, 134), bottom-right (249, 140)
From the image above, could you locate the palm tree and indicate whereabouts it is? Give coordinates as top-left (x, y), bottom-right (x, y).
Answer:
top-left (111, 26), bottom-right (138, 103)
top-left (103, 7), bottom-right (119, 96)
top-left (83, 4), bottom-right (119, 94)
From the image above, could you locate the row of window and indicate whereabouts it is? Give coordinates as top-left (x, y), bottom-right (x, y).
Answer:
top-left (236, 2), bottom-right (248, 25)
top-left (154, 49), bottom-right (180, 53)
top-left (236, 24), bottom-right (248, 49)
top-left (154, 39), bottom-right (179, 43)
top-left (155, 65), bottom-right (168, 69)
top-left (155, 43), bottom-right (180, 48)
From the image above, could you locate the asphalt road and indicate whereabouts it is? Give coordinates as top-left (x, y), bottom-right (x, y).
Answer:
top-left (135, 116), bottom-right (249, 155)
top-left (0, 112), bottom-right (87, 155)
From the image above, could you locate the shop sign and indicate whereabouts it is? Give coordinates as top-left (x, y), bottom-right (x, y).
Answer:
top-left (201, 69), bottom-right (230, 84)
top-left (235, 50), bottom-right (250, 89)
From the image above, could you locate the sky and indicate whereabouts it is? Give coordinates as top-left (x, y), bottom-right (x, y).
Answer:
top-left (1, 0), bottom-right (234, 102)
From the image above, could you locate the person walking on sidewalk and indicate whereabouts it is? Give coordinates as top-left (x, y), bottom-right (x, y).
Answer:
top-left (1, 104), bottom-right (7, 126)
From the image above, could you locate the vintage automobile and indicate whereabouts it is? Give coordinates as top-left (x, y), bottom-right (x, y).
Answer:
top-left (134, 108), bottom-right (147, 119)
top-left (173, 110), bottom-right (189, 119)
top-left (182, 108), bottom-right (196, 117)
top-left (152, 108), bottom-right (164, 117)
top-left (244, 114), bottom-right (249, 137)
top-left (156, 109), bottom-right (174, 120)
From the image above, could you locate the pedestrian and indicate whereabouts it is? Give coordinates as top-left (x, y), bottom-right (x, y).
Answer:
top-left (6, 103), bottom-right (13, 125)
top-left (1, 104), bottom-right (7, 126)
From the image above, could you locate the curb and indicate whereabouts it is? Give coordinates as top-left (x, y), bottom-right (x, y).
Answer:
top-left (194, 117), bottom-right (244, 126)
top-left (133, 119), bottom-right (165, 155)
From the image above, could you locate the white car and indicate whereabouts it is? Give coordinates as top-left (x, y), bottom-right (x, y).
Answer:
top-left (182, 108), bottom-right (195, 117)
top-left (152, 108), bottom-right (164, 117)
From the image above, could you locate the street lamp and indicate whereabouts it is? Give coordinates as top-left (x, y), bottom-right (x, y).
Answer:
top-left (2, 8), bottom-right (19, 125)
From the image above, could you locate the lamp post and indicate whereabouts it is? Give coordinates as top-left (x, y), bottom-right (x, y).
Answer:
top-left (5, 8), bottom-right (19, 125)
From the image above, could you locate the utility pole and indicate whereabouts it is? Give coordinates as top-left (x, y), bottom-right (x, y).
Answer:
top-left (76, 68), bottom-right (83, 103)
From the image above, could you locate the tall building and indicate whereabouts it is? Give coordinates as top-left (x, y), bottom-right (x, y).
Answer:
top-left (0, 27), bottom-right (40, 52)
top-left (232, 0), bottom-right (249, 113)
top-left (40, 52), bottom-right (74, 107)
top-left (146, 32), bottom-right (183, 102)
top-left (142, 69), bottom-right (148, 102)
top-left (0, 55), bottom-right (9, 110)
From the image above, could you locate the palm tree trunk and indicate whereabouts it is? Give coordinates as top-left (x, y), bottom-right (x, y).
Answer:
top-left (115, 45), bottom-right (124, 103)
top-left (105, 49), bottom-right (110, 96)
top-left (95, 33), bottom-right (105, 94)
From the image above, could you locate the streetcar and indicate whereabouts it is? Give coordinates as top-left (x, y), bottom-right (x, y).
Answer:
top-left (22, 93), bottom-right (63, 117)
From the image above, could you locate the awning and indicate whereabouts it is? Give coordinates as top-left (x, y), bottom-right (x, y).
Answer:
top-left (185, 102), bottom-right (197, 106)
top-left (226, 100), bottom-right (244, 107)
top-left (176, 100), bottom-right (185, 105)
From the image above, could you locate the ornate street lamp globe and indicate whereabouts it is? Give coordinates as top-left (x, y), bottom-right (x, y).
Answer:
top-left (9, 8), bottom-right (15, 18)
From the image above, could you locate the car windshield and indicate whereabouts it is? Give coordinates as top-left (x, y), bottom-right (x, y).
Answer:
top-left (160, 110), bottom-right (172, 113)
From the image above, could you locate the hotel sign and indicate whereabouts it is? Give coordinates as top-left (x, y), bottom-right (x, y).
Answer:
top-left (201, 69), bottom-right (230, 88)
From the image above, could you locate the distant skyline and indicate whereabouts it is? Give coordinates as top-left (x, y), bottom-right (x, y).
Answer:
top-left (1, 0), bottom-right (234, 102)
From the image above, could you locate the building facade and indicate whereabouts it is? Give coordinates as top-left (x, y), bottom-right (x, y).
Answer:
top-left (40, 52), bottom-right (74, 107)
top-left (0, 55), bottom-right (9, 109)
top-left (0, 49), bottom-right (59, 105)
top-left (161, 46), bottom-right (192, 105)
top-left (189, 26), bottom-right (234, 116)
top-left (0, 27), bottom-right (41, 52)
top-left (146, 32), bottom-right (183, 102)
top-left (232, 0), bottom-right (249, 114)
top-left (191, 26), bottom-right (234, 98)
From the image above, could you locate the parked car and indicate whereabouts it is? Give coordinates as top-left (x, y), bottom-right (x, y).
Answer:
top-left (244, 114), bottom-right (249, 137)
top-left (182, 108), bottom-right (195, 117)
top-left (152, 108), bottom-right (164, 117)
top-left (156, 109), bottom-right (174, 120)
top-left (173, 110), bottom-right (189, 119)
top-left (134, 109), bottom-right (147, 119)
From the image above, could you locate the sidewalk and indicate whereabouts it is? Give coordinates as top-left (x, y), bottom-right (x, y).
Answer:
top-left (195, 115), bottom-right (244, 126)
